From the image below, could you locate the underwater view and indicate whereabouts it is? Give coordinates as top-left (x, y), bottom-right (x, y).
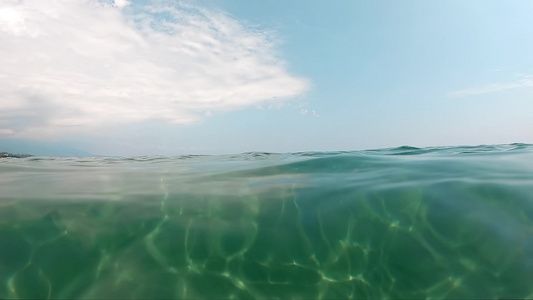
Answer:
top-left (1, 144), bottom-right (533, 299)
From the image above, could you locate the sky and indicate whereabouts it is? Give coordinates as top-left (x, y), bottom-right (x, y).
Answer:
top-left (1, 0), bottom-right (532, 156)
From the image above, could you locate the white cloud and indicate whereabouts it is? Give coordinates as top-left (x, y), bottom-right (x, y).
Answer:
top-left (113, 0), bottom-right (130, 8)
top-left (449, 77), bottom-right (533, 98)
top-left (0, 0), bottom-right (308, 138)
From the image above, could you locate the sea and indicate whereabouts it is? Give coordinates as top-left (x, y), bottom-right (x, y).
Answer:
top-left (1, 143), bottom-right (532, 299)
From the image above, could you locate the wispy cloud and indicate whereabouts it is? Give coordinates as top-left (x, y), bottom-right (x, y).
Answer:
top-left (448, 77), bottom-right (533, 98)
top-left (299, 108), bottom-right (319, 117)
top-left (0, 0), bottom-right (309, 138)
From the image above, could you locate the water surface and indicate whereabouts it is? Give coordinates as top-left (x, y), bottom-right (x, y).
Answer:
top-left (1, 144), bottom-right (533, 299)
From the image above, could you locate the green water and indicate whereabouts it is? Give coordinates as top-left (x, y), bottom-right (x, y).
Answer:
top-left (1, 144), bottom-right (533, 299)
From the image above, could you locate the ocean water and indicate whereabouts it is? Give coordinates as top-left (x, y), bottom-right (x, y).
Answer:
top-left (1, 144), bottom-right (533, 299)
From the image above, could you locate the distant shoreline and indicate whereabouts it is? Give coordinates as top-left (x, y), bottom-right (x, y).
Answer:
top-left (0, 152), bottom-right (33, 158)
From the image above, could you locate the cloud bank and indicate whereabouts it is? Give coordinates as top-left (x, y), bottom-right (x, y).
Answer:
top-left (0, 0), bottom-right (308, 138)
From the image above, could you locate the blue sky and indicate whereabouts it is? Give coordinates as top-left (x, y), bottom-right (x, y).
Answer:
top-left (1, 0), bottom-right (532, 156)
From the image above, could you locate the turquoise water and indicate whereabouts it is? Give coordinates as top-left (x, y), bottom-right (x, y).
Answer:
top-left (1, 144), bottom-right (533, 299)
